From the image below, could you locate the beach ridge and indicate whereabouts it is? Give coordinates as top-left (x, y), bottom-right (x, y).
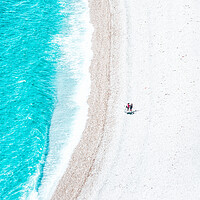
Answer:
top-left (51, 0), bottom-right (122, 199)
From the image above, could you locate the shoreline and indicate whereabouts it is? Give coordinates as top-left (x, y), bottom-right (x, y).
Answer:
top-left (51, 0), bottom-right (125, 199)
top-left (53, 0), bottom-right (200, 198)
top-left (51, 0), bottom-right (116, 199)
top-left (35, 1), bottom-right (93, 199)
top-left (77, 1), bottom-right (200, 199)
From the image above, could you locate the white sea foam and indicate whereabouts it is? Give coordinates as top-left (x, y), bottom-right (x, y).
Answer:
top-left (21, 166), bottom-right (40, 200)
top-left (34, 0), bottom-right (93, 199)
top-left (18, 80), bottom-right (26, 83)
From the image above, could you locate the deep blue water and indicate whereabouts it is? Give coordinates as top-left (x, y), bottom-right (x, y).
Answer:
top-left (0, 0), bottom-right (89, 199)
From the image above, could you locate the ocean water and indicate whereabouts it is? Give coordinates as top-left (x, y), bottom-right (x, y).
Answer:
top-left (0, 0), bottom-right (92, 199)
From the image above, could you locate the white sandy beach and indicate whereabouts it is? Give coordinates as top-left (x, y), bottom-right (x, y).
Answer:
top-left (52, 0), bottom-right (200, 199)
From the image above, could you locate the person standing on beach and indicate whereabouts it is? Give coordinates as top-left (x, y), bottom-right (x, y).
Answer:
top-left (130, 103), bottom-right (133, 111)
top-left (127, 103), bottom-right (130, 111)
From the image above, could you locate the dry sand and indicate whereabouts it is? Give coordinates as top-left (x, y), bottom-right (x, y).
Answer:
top-left (52, 0), bottom-right (200, 199)
top-left (51, 0), bottom-right (124, 199)
top-left (77, 0), bottom-right (200, 200)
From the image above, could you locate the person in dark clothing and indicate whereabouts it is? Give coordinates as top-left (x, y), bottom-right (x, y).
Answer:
top-left (130, 103), bottom-right (133, 111)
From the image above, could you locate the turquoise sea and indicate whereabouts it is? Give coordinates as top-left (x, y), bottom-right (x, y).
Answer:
top-left (0, 0), bottom-right (91, 199)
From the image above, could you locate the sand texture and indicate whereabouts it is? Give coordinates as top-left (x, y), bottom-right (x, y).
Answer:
top-left (78, 0), bottom-right (200, 200)
top-left (52, 0), bottom-right (200, 199)
top-left (51, 0), bottom-right (123, 199)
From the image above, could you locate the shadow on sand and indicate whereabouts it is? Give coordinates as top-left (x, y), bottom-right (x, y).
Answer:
top-left (124, 110), bottom-right (138, 115)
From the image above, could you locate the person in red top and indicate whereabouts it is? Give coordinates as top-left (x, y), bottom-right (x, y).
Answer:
top-left (126, 103), bottom-right (130, 111)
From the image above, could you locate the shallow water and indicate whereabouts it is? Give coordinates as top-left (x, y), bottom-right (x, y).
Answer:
top-left (0, 0), bottom-right (91, 199)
